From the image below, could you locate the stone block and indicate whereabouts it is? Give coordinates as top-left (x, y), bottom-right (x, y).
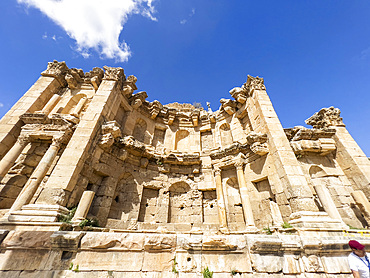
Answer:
top-left (1, 231), bottom-right (53, 249)
top-left (74, 251), bottom-right (144, 271)
top-left (202, 252), bottom-right (252, 273)
top-left (80, 232), bottom-right (145, 251)
top-left (142, 251), bottom-right (174, 271)
top-left (250, 254), bottom-right (283, 273)
top-left (50, 231), bottom-right (85, 250)
top-left (320, 256), bottom-right (351, 274)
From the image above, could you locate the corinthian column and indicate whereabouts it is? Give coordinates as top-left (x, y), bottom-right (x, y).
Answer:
top-left (214, 166), bottom-right (228, 229)
top-left (0, 135), bottom-right (29, 180)
top-left (9, 136), bottom-right (63, 213)
top-left (235, 161), bottom-right (255, 226)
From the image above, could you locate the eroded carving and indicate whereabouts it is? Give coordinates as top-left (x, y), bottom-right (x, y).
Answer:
top-left (305, 106), bottom-right (344, 129)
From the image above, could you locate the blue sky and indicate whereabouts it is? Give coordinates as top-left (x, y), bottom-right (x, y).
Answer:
top-left (0, 0), bottom-right (369, 155)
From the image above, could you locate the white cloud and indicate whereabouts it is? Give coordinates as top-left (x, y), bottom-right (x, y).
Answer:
top-left (180, 7), bottom-right (195, 25)
top-left (18, 0), bottom-right (157, 62)
top-left (0, 103), bottom-right (4, 108)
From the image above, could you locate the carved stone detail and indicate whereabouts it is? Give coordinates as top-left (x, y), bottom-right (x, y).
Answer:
top-left (229, 87), bottom-right (247, 103)
top-left (167, 108), bottom-right (177, 125)
top-left (103, 66), bottom-right (125, 89)
top-left (149, 100), bottom-right (163, 119)
top-left (123, 75), bottom-right (138, 97)
top-left (130, 91), bottom-right (148, 109)
top-left (99, 121), bottom-right (122, 150)
top-left (191, 110), bottom-right (200, 126)
top-left (246, 132), bottom-right (269, 156)
top-left (41, 60), bottom-right (69, 86)
top-left (305, 106), bottom-right (345, 129)
top-left (220, 99), bottom-right (236, 115)
top-left (243, 75), bottom-right (266, 95)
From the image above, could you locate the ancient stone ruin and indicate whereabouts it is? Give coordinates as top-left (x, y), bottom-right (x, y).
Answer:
top-left (0, 60), bottom-right (370, 277)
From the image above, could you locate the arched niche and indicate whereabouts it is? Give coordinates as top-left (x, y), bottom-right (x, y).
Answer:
top-left (132, 118), bottom-right (147, 143)
top-left (219, 123), bottom-right (233, 148)
top-left (168, 181), bottom-right (193, 223)
top-left (174, 130), bottom-right (189, 152)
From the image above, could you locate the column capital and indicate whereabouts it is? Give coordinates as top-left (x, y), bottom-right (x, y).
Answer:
top-left (214, 166), bottom-right (221, 176)
top-left (41, 60), bottom-right (69, 86)
top-left (17, 134), bottom-right (30, 147)
top-left (234, 161), bottom-right (244, 170)
top-left (242, 75), bottom-right (266, 95)
top-left (103, 66), bottom-right (125, 89)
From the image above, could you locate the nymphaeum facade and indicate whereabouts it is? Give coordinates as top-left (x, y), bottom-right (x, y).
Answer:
top-left (0, 61), bottom-right (369, 277)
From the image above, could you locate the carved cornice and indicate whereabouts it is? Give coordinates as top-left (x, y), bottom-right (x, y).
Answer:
top-left (41, 60), bottom-right (69, 87)
top-left (167, 108), bottom-right (177, 125)
top-left (149, 100), bottom-right (163, 119)
top-left (122, 75), bottom-right (138, 97)
top-left (246, 132), bottom-right (269, 156)
top-left (305, 107), bottom-right (345, 129)
top-left (220, 99), bottom-right (236, 115)
top-left (242, 75), bottom-right (266, 96)
top-left (229, 87), bottom-right (247, 104)
top-left (130, 91), bottom-right (148, 109)
top-left (210, 142), bottom-right (250, 160)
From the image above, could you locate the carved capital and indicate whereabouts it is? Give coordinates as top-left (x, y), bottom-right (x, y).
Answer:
top-left (305, 106), bottom-right (345, 129)
top-left (103, 66), bottom-right (125, 89)
top-left (234, 161), bottom-right (244, 170)
top-left (87, 67), bottom-right (104, 90)
top-left (17, 134), bottom-right (30, 147)
top-left (51, 132), bottom-right (71, 147)
top-left (102, 121), bottom-right (122, 138)
top-left (243, 75), bottom-right (266, 95)
top-left (214, 166), bottom-right (221, 176)
top-left (41, 60), bottom-right (69, 86)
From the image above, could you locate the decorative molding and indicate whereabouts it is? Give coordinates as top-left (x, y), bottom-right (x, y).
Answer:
top-left (246, 131), bottom-right (269, 156)
top-left (122, 75), bottom-right (138, 97)
top-left (103, 66), bottom-right (125, 89)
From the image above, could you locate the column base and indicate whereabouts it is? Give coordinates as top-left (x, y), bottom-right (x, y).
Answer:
top-left (5, 204), bottom-right (69, 223)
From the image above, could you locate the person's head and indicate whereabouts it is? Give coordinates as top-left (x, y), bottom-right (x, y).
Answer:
top-left (349, 240), bottom-right (366, 257)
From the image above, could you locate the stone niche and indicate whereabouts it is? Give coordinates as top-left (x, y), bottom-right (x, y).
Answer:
top-left (0, 61), bottom-right (370, 276)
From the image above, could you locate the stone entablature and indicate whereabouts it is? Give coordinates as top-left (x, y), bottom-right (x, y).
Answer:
top-left (0, 60), bottom-right (370, 277)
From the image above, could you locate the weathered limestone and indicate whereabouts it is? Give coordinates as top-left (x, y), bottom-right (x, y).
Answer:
top-left (0, 135), bottom-right (29, 180)
top-left (0, 61), bottom-right (369, 276)
top-left (214, 167), bottom-right (228, 229)
top-left (235, 159), bottom-right (255, 227)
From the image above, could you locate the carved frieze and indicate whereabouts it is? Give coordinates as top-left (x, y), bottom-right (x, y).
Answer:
top-left (41, 60), bottom-right (69, 86)
top-left (246, 131), bottom-right (269, 156)
top-left (305, 106), bottom-right (345, 129)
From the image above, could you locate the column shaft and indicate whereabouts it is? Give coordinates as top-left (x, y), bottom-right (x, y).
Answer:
top-left (42, 94), bottom-right (61, 115)
top-left (71, 97), bottom-right (87, 117)
top-left (214, 168), bottom-right (228, 228)
top-left (314, 184), bottom-right (342, 220)
top-left (0, 136), bottom-right (29, 179)
top-left (72, 190), bottom-right (95, 222)
top-left (236, 165), bottom-right (255, 226)
top-left (9, 139), bottom-right (61, 212)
